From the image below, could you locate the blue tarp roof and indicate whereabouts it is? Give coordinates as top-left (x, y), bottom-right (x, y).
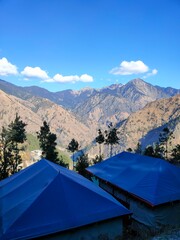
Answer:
top-left (86, 152), bottom-right (180, 206)
top-left (0, 159), bottom-right (130, 240)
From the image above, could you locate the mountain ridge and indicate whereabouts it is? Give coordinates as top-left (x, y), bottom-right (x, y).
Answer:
top-left (0, 78), bottom-right (179, 109)
top-left (0, 78), bottom-right (179, 159)
top-left (0, 78), bottom-right (179, 130)
top-left (0, 89), bottom-right (92, 148)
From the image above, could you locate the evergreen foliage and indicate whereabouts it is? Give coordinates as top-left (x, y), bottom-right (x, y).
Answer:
top-left (144, 144), bottom-right (163, 158)
top-left (76, 153), bottom-right (89, 177)
top-left (0, 114), bottom-right (27, 180)
top-left (105, 123), bottom-right (119, 157)
top-left (159, 127), bottom-right (174, 159)
top-left (170, 144), bottom-right (180, 164)
top-left (37, 121), bottom-right (59, 163)
top-left (92, 154), bottom-right (103, 164)
top-left (95, 129), bottom-right (105, 157)
top-left (67, 138), bottom-right (79, 170)
top-left (134, 142), bottom-right (142, 154)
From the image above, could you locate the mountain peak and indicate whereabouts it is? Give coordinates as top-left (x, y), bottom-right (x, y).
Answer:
top-left (129, 78), bottom-right (146, 85)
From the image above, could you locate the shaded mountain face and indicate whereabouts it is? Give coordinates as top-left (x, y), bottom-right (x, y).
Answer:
top-left (88, 94), bottom-right (180, 158)
top-left (117, 94), bottom-right (180, 152)
top-left (0, 90), bottom-right (92, 148)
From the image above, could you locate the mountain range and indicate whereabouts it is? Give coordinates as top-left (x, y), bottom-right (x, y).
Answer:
top-left (0, 78), bottom-right (179, 158)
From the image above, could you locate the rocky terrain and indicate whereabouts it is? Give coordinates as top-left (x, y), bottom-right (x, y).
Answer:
top-left (0, 78), bottom-right (179, 129)
top-left (0, 90), bottom-right (92, 148)
top-left (0, 78), bottom-right (179, 159)
top-left (117, 94), bottom-right (180, 151)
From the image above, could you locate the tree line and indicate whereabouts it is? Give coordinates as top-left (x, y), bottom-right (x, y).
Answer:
top-left (0, 115), bottom-right (68, 180)
top-left (67, 123), bottom-right (120, 177)
top-left (1, 114), bottom-right (179, 181)
top-left (128, 127), bottom-right (180, 164)
top-left (0, 116), bottom-right (120, 180)
top-left (73, 124), bottom-right (180, 177)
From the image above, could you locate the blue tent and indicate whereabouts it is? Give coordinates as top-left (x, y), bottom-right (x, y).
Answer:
top-left (0, 159), bottom-right (130, 240)
top-left (86, 152), bottom-right (180, 206)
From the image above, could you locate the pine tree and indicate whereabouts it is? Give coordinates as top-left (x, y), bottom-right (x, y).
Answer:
top-left (143, 144), bottom-right (163, 158)
top-left (153, 143), bottom-right (163, 158)
top-left (105, 124), bottom-right (119, 157)
top-left (0, 114), bottom-right (27, 180)
top-left (0, 127), bottom-right (12, 179)
top-left (134, 142), bottom-right (142, 154)
top-left (144, 145), bottom-right (154, 157)
top-left (8, 113), bottom-right (27, 173)
top-left (170, 144), bottom-right (180, 164)
top-left (76, 153), bottom-right (89, 177)
top-left (159, 127), bottom-right (174, 159)
top-left (95, 129), bottom-right (105, 158)
top-left (37, 121), bottom-right (59, 163)
top-left (67, 138), bottom-right (79, 170)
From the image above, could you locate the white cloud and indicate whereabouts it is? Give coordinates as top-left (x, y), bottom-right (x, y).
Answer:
top-left (143, 69), bottom-right (158, 78)
top-left (21, 66), bottom-right (49, 80)
top-left (80, 74), bottom-right (93, 82)
top-left (44, 73), bottom-right (93, 83)
top-left (152, 69), bottom-right (158, 75)
top-left (110, 60), bottom-right (149, 75)
top-left (0, 57), bottom-right (18, 76)
top-left (20, 66), bottom-right (93, 83)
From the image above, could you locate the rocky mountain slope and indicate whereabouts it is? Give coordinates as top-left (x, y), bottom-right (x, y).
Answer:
top-left (0, 78), bottom-right (179, 131)
top-left (118, 94), bottom-right (180, 152)
top-left (0, 79), bottom-right (179, 159)
top-left (73, 79), bottom-right (179, 128)
top-left (0, 90), bottom-right (92, 148)
top-left (89, 94), bottom-right (180, 158)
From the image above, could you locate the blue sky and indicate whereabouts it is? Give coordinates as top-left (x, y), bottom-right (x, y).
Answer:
top-left (0, 0), bottom-right (180, 92)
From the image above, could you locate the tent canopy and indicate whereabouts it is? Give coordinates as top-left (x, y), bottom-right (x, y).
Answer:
top-left (0, 159), bottom-right (130, 240)
top-left (86, 152), bottom-right (180, 206)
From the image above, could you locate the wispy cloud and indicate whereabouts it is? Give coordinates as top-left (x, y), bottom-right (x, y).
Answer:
top-left (21, 66), bottom-right (49, 80)
top-left (0, 57), bottom-right (18, 76)
top-left (143, 69), bottom-right (158, 78)
top-left (110, 60), bottom-right (149, 75)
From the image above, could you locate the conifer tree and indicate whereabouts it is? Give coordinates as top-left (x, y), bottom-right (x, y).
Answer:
top-left (105, 123), bottom-right (119, 157)
top-left (76, 153), bottom-right (89, 177)
top-left (143, 144), bottom-right (163, 158)
top-left (0, 127), bottom-right (13, 179)
top-left (170, 144), bottom-right (180, 164)
top-left (159, 127), bottom-right (174, 159)
top-left (143, 145), bottom-right (154, 157)
top-left (67, 138), bottom-right (79, 170)
top-left (37, 121), bottom-right (59, 163)
top-left (8, 113), bottom-right (27, 173)
top-left (95, 129), bottom-right (105, 158)
top-left (134, 142), bottom-right (142, 154)
top-left (0, 114), bottom-right (27, 180)
top-left (153, 143), bottom-right (163, 158)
